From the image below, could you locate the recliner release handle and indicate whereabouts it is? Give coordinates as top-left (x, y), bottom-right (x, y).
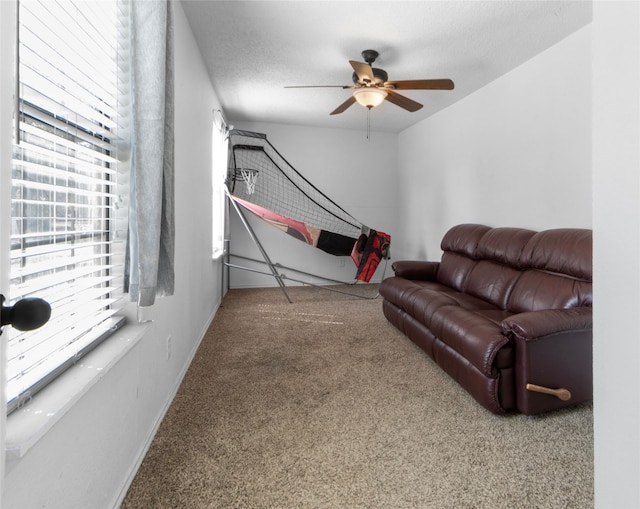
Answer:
top-left (526, 383), bottom-right (572, 401)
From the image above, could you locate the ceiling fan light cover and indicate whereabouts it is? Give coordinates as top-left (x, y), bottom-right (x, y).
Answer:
top-left (353, 87), bottom-right (387, 108)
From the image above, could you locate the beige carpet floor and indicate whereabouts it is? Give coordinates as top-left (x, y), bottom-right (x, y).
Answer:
top-left (121, 284), bottom-right (593, 508)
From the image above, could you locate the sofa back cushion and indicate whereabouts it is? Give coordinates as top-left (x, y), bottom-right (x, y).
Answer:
top-left (475, 227), bottom-right (538, 265)
top-left (465, 261), bottom-right (522, 309)
top-left (437, 224), bottom-right (491, 291)
top-left (507, 271), bottom-right (592, 312)
top-left (435, 224), bottom-right (592, 312)
top-left (519, 228), bottom-right (592, 280)
top-left (464, 227), bottom-right (537, 308)
top-left (507, 229), bottom-right (592, 312)
top-left (438, 252), bottom-right (476, 291)
top-left (439, 225), bottom-right (537, 308)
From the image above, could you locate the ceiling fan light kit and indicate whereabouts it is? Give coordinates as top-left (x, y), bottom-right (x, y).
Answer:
top-left (353, 87), bottom-right (387, 109)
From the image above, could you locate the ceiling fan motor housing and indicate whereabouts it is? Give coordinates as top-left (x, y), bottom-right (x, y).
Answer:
top-left (352, 67), bottom-right (388, 85)
top-left (352, 49), bottom-right (388, 86)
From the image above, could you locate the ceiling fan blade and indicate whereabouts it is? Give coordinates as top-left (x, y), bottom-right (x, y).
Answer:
top-left (384, 89), bottom-right (423, 112)
top-left (330, 95), bottom-right (357, 115)
top-left (285, 85), bottom-right (353, 89)
top-left (349, 60), bottom-right (374, 83)
top-left (385, 79), bottom-right (455, 90)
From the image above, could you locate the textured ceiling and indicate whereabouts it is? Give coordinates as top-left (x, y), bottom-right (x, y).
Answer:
top-left (181, 1), bottom-right (592, 133)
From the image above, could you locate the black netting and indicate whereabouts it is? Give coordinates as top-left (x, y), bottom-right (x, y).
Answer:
top-left (226, 130), bottom-right (362, 239)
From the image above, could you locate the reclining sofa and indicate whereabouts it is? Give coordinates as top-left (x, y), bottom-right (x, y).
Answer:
top-left (379, 224), bottom-right (592, 415)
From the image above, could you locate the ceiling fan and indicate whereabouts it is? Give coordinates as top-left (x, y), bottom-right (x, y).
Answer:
top-left (285, 49), bottom-right (454, 115)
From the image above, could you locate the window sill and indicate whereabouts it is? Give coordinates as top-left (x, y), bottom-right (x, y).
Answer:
top-left (5, 321), bottom-right (150, 460)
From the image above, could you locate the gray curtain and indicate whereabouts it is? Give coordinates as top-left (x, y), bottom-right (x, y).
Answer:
top-left (125, 0), bottom-right (175, 307)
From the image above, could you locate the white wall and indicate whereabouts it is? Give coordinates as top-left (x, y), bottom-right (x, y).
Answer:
top-left (592, 2), bottom-right (640, 507)
top-left (1, 4), bottom-right (224, 507)
top-left (396, 25), bottom-right (592, 261)
top-left (226, 122), bottom-right (398, 290)
top-left (0, 0), bottom-right (17, 501)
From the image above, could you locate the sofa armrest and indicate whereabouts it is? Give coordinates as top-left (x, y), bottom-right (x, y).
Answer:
top-left (391, 260), bottom-right (439, 281)
top-left (502, 307), bottom-right (592, 415)
top-left (501, 307), bottom-right (592, 341)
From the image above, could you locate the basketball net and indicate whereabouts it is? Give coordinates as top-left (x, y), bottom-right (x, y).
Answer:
top-left (240, 168), bottom-right (258, 195)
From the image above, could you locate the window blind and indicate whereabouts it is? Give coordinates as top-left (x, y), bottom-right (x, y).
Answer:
top-left (7, 0), bottom-right (129, 415)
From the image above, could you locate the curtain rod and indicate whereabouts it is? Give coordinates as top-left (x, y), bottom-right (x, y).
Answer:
top-left (213, 108), bottom-right (231, 135)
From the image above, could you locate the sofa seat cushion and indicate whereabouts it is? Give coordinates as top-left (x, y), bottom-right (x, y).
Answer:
top-left (380, 277), bottom-right (502, 312)
top-left (378, 277), bottom-right (451, 311)
top-left (427, 305), bottom-right (512, 377)
top-left (380, 280), bottom-right (514, 377)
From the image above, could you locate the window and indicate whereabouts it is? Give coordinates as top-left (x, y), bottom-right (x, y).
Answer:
top-left (212, 110), bottom-right (228, 259)
top-left (6, 0), bottom-right (128, 414)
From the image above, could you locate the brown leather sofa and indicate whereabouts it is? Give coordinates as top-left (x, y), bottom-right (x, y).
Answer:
top-left (379, 223), bottom-right (592, 415)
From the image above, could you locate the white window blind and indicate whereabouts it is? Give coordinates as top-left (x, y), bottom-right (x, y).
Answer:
top-left (7, 0), bottom-right (129, 415)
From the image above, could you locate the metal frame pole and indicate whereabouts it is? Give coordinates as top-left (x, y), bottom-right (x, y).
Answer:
top-left (225, 187), bottom-right (292, 303)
